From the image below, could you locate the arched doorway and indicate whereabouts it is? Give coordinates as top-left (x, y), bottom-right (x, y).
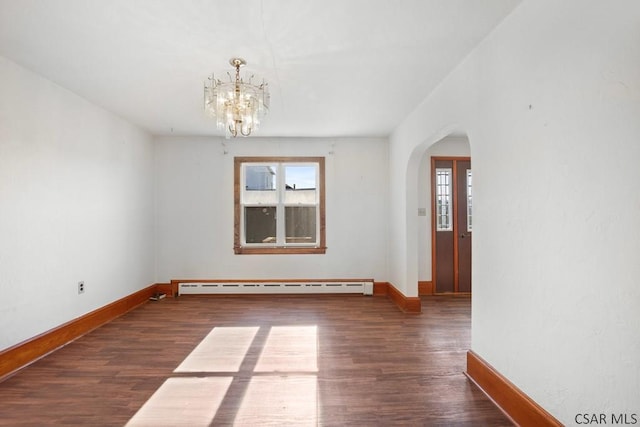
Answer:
top-left (417, 136), bottom-right (471, 295)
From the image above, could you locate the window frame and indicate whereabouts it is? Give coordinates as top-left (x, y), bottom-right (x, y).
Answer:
top-left (234, 156), bottom-right (326, 255)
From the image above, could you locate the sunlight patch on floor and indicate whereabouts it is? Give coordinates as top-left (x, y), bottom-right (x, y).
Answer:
top-left (234, 375), bottom-right (318, 426)
top-left (255, 325), bottom-right (318, 372)
top-left (127, 324), bottom-right (320, 425)
top-left (125, 377), bottom-right (232, 427)
top-left (174, 327), bottom-right (259, 373)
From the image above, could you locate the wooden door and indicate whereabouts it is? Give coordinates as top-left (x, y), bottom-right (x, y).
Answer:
top-left (432, 158), bottom-right (472, 293)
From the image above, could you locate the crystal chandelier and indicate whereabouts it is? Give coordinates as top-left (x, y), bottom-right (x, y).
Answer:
top-left (204, 58), bottom-right (270, 138)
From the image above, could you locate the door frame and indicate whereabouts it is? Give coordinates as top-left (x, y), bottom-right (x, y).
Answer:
top-left (430, 156), bottom-right (471, 294)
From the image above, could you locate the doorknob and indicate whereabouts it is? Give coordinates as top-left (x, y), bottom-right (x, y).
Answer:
top-left (460, 233), bottom-right (466, 239)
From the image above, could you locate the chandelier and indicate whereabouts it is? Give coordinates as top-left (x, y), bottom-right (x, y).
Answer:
top-left (204, 58), bottom-right (270, 138)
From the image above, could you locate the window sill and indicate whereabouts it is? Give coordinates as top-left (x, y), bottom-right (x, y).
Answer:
top-left (234, 246), bottom-right (327, 255)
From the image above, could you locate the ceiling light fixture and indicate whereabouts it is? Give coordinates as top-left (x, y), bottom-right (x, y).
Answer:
top-left (204, 58), bottom-right (270, 138)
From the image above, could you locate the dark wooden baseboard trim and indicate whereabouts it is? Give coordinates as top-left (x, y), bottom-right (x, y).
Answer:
top-left (388, 282), bottom-right (421, 313)
top-left (156, 282), bottom-right (176, 297)
top-left (374, 281), bottom-right (421, 313)
top-left (373, 281), bottom-right (389, 296)
top-left (418, 280), bottom-right (434, 295)
top-left (0, 284), bottom-right (157, 382)
top-left (465, 350), bottom-right (562, 427)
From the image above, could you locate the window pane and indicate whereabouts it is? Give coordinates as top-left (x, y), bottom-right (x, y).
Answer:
top-left (244, 165), bottom-right (277, 204)
top-left (245, 165), bottom-right (276, 190)
top-left (435, 168), bottom-right (453, 231)
top-left (466, 169), bottom-right (472, 232)
top-left (284, 165), bottom-right (317, 204)
top-left (245, 207), bottom-right (276, 243)
top-left (285, 207), bottom-right (317, 244)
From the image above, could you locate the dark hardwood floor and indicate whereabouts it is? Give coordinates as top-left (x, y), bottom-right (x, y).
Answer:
top-left (0, 295), bottom-right (512, 426)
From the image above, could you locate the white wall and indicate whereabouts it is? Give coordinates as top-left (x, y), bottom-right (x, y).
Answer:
top-left (0, 56), bottom-right (155, 351)
top-left (154, 137), bottom-right (389, 282)
top-left (417, 137), bottom-right (470, 282)
top-left (390, 0), bottom-right (640, 422)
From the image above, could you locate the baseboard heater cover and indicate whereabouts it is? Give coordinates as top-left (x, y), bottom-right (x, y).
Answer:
top-left (179, 281), bottom-right (374, 295)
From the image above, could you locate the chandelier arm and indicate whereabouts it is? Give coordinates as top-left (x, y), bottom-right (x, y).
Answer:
top-left (240, 125), bottom-right (252, 137)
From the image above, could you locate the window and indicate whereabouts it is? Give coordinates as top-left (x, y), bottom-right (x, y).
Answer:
top-left (466, 169), bottom-right (472, 232)
top-left (435, 168), bottom-right (453, 231)
top-left (234, 157), bottom-right (326, 254)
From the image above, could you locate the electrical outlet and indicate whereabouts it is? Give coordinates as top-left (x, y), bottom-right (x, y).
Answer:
top-left (78, 281), bottom-right (85, 294)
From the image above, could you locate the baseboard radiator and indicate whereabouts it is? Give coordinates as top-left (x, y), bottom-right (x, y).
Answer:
top-left (178, 280), bottom-right (374, 296)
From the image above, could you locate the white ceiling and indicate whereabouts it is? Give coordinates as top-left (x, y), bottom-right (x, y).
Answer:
top-left (0, 0), bottom-right (521, 138)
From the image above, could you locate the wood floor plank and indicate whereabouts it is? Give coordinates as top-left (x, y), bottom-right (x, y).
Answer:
top-left (0, 295), bottom-right (512, 426)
